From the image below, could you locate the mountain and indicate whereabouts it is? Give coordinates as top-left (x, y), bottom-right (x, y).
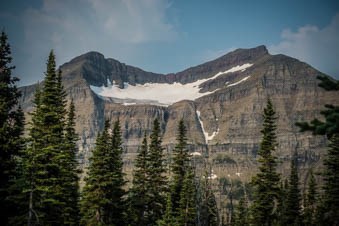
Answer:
top-left (19, 45), bottom-right (339, 182)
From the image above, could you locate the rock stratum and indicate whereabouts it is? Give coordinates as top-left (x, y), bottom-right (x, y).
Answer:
top-left (19, 45), bottom-right (339, 183)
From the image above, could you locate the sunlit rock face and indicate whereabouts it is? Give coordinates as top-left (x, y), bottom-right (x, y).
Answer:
top-left (19, 45), bottom-right (339, 182)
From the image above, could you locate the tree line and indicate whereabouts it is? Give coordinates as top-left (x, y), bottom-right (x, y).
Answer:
top-left (1, 31), bottom-right (338, 225)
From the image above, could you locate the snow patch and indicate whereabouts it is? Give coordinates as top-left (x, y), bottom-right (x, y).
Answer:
top-left (90, 63), bottom-right (253, 106)
top-left (227, 76), bottom-right (250, 87)
top-left (196, 110), bottom-right (219, 144)
top-left (190, 151), bottom-right (202, 156)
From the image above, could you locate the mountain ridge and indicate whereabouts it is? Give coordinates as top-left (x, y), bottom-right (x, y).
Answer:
top-left (19, 45), bottom-right (339, 183)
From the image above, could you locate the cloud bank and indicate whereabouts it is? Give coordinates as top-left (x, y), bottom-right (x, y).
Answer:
top-left (269, 14), bottom-right (339, 79)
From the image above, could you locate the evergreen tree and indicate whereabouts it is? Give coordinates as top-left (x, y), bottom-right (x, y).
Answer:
top-left (108, 119), bottom-right (126, 226)
top-left (22, 50), bottom-right (78, 225)
top-left (128, 133), bottom-right (149, 226)
top-left (283, 153), bottom-right (302, 225)
top-left (178, 166), bottom-right (197, 226)
top-left (145, 118), bottom-right (167, 225)
top-left (62, 100), bottom-right (80, 225)
top-left (157, 194), bottom-right (177, 226)
top-left (318, 134), bottom-right (339, 225)
top-left (296, 75), bottom-right (339, 138)
top-left (199, 170), bottom-right (219, 226)
top-left (303, 169), bottom-right (317, 226)
top-left (233, 197), bottom-right (249, 226)
top-left (296, 76), bottom-right (339, 225)
top-left (0, 30), bottom-right (24, 225)
top-left (170, 119), bottom-right (190, 216)
top-left (81, 120), bottom-right (126, 225)
top-left (250, 99), bottom-right (280, 226)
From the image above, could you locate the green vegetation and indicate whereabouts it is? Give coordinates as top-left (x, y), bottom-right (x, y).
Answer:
top-left (1, 31), bottom-right (338, 225)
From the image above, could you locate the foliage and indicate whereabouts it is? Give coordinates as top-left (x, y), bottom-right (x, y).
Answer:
top-left (81, 120), bottom-right (126, 225)
top-left (250, 99), bottom-right (281, 226)
top-left (282, 154), bottom-right (302, 225)
top-left (0, 30), bottom-right (24, 225)
top-left (128, 133), bottom-right (149, 226)
top-left (145, 118), bottom-right (167, 225)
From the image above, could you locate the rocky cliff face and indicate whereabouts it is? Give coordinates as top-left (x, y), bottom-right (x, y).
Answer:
top-left (19, 46), bottom-right (339, 183)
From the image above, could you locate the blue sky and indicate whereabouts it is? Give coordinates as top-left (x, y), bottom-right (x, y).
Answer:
top-left (1, 0), bottom-right (339, 85)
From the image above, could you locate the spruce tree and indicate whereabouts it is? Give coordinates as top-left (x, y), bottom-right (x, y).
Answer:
top-left (199, 170), bottom-right (219, 226)
top-left (22, 50), bottom-right (78, 225)
top-left (157, 194), bottom-right (177, 226)
top-left (145, 118), bottom-right (167, 225)
top-left (81, 119), bottom-right (126, 225)
top-left (0, 30), bottom-right (24, 225)
top-left (128, 133), bottom-right (149, 226)
top-left (233, 197), bottom-right (249, 226)
top-left (303, 169), bottom-right (317, 226)
top-left (296, 76), bottom-right (339, 225)
top-left (319, 134), bottom-right (339, 225)
top-left (250, 99), bottom-right (280, 226)
top-left (283, 153), bottom-right (302, 225)
top-left (108, 119), bottom-right (126, 226)
top-left (178, 166), bottom-right (197, 226)
top-left (62, 100), bottom-right (80, 225)
top-left (170, 119), bottom-right (191, 216)
top-left (81, 121), bottom-right (111, 225)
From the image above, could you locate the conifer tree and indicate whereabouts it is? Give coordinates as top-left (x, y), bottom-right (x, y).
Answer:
top-left (233, 197), bottom-right (249, 226)
top-left (108, 119), bottom-right (126, 226)
top-left (283, 153), bottom-right (302, 225)
top-left (128, 133), bottom-right (149, 226)
top-left (250, 99), bottom-right (280, 226)
top-left (303, 169), bottom-right (317, 226)
top-left (296, 76), bottom-right (339, 225)
top-left (0, 30), bottom-right (24, 225)
top-left (178, 166), bottom-right (197, 226)
top-left (81, 120), bottom-right (126, 225)
top-left (199, 170), bottom-right (219, 226)
top-left (319, 134), bottom-right (339, 225)
top-left (145, 118), bottom-right (167, 225)
top-left (62, 100), bottom-right (80, 225)
top-left (157, 194), bottom-right (177, 226)
top-left (170, 119), bottom-right (190, 216)
top-left (23, 50), bottom-right (78, 225)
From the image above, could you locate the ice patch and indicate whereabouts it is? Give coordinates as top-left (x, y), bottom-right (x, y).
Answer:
top-left (90, 63), bottom-right (253, 106)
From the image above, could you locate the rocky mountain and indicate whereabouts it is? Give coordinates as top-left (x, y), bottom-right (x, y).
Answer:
top-left (19, 45), bottom-right (339, 183)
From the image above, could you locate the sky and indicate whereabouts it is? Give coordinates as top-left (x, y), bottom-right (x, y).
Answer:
top-left (1, 0), bottom-right (339, 86)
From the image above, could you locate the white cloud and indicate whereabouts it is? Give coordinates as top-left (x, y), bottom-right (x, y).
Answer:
top-left (17, 0), bottom-right (177, 85)
top-left (269, 13), bottom-right (339, 79)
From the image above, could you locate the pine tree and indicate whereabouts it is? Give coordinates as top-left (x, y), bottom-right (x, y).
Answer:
top-left (81, 119), bottom-right (126, 225)
top-left (81, 121), bottom-right (111, 225)
top-left (108, 119), bottom-right (126, 226)
top-left (250, 99), bottom-right (280, 226)
top-left (295, 76), bottom-right (339, 138)
top-left (319, 134), bottom-right (339, 225)
top-left (199, 170), bottom-right (219, 226)
top-left (283, 153), bottom-right (302, 225)
top-left (157, 194), bottom-right (177, 226)
top-left (303, 169), bottom-right (317, 226)
top-left (233, 197), bottom-right (249, 226)
top-left (178, 166), bottom-right (197, 226)
top-left (170, 119), bottom-right (190, 215)
top-left (296, 76), bottom-right (339, 225)
top-left (145, 118), bottom-right (167, 225)
top-left (0, 30), bottom-right (24, 225)
top-left (22, 50), bottom-right (76, 225)
top-left (128, 133), bottom-right (149, 226)
top-left (62, 100), bottom-right (80, 225)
